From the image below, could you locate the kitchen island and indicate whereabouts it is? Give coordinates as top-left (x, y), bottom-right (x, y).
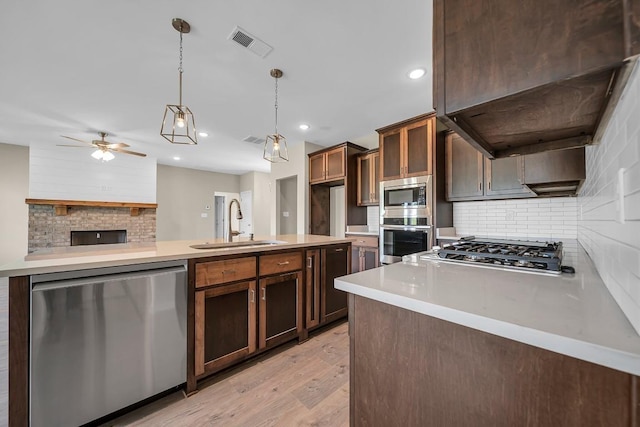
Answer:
top-left (1, 234), bottom-right (352, 427)
top-left (335, 241), bottom-right (640, 426)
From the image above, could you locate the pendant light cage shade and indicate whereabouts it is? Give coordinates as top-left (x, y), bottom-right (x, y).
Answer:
top-left (264, 133), bottom-right (288, 162)
top-left (161, 18), bottom-right (198, 145)
top-left (161, 105), bottom-right (198, 144)
top-left (264, 68), bottom-right (289, 163)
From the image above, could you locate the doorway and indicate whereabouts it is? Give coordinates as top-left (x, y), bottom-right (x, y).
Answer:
top-left (213, 192), bottom-right (240, 241)
top-left (276, 176), bottom-right (297, 235)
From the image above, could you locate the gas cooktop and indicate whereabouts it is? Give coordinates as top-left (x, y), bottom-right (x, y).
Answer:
top-left (420, 238), bottom-right (575, 275)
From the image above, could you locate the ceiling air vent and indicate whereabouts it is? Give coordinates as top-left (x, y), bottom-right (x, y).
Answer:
top-left (227, 26), bottom-right (273, 58)
top-left (243, 135), bottom-right (266, 144)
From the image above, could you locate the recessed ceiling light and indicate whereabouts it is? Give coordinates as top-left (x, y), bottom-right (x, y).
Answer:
top-left (173, 156), bottom-right (181, 161)
top-left (408, 68), bottom-right (426, 79)
top-left (299, 124), bottom-right (310, 130)
top-left (198, 132), bottom-right (209, 137)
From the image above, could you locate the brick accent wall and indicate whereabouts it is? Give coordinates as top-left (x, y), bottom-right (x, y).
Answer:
top-left (28, 205), bottom-right (156, 251)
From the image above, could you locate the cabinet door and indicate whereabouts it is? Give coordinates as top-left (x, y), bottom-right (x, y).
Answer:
top-left (362, 247), bottom-right (379, 271)
top-left (351, 246), bottom-right (362, 274)
top-left (259, 271), bottom-right (303, 349)
top-left (322, 245), bottom-right (350, 323)
top-left (380, 130), bottom-right (403, 181)
top-left (305, 249), bottom-right (321, 329)
top-left (404, 119), bottom-right (433, 177)
top-left (357, 154), bottom-right (374, 206)
top-left (195, 281), bottom-right (257, 376)
top-left (309, 153), bottom-right (326, 184)
top-left (484, 156), bottom-right (532, 197)
top-left (371, 151), bottom-right (380, 203)
top-left (446, 132), bottom-right (484, 200)
top-left (325, 147), bottom-right (346, 181)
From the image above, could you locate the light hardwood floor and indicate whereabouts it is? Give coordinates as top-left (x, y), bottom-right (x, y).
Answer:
top-left (102, 321), bottom-right (350, 427)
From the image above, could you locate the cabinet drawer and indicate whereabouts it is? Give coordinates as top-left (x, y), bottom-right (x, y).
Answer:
top-left (195, 257), bottom-right (257, 288)
top-left (349, 235), bottom-right (378, 248)
top-left (260, 251), bottom-right (302, 276)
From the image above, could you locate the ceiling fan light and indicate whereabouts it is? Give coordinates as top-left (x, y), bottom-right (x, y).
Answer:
top-left (91, 149), bottom-right (103, 160)
top-left (102, 151), bottom-right (115, 161)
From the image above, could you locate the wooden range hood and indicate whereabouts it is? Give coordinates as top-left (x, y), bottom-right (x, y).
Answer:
top-left (25, 199), bottom-right (157, 216)
top-left (433, 0), bottom-right (640, 159)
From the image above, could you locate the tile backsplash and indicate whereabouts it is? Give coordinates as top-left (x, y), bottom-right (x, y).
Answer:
top-left (453, 198), bottom-right (578, 240)
top-left (578, 62), bottom-right (640, 334)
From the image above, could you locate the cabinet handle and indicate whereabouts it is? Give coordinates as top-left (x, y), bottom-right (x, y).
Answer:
top-left (358, 240), bottom-right (365, 243)
top-left (222, 269), bottom-right (236, 275)
top-left (261, 287), bottom-right (266, 300)
top-left (488, 181), bottom-right (491, 191)
top-left (479, 182), bottom-right (482, 191)
top-left (250, 289), bottom-right (255, 303)
top-left (307, 257), bottom-right (312, 268)
top-left (335, 248), bottom-right (344, 252)
top-left (277, 261), bottom-right (290, 266)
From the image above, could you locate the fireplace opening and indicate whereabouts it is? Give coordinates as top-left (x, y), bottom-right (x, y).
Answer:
top-left (71, 230), bottom-right (127, 246)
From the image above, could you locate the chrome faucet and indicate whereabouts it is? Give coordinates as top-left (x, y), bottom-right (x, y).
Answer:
top-left (227, 198), bottom-right (243, 242)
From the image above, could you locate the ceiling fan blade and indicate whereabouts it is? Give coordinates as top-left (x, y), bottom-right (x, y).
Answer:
top-left (105, 142), bottom-right (130, 149)
top-left (112, 148), bottom-right (147, 157)
top-left (60, 135), bottom-right (92, 145)
top-left (56, 144), bottom-right (92, 148)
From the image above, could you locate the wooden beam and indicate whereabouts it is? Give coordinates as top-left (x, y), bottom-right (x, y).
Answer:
top-left (494, 135), bottom-right (592, 158)
top-left (25, 199), bottom-right (157, 216)
top-left (54, 205), bottom-right (68, 216)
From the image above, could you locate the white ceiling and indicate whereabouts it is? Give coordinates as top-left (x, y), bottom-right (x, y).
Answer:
top-left (0, 0), bottom-right (433, 175)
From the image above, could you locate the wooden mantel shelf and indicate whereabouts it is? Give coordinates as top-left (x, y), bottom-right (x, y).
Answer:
top-left (25, 199), bottom-right (158, 216)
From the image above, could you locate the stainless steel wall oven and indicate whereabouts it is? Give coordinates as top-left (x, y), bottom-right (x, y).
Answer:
top-left (380, 176), bottom-right (433, 264)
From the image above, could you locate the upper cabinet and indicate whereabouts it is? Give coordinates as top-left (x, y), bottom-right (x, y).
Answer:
top-left (357, 150), bottom-right (380, 206)
top-left (377, 114), bottom-right (434, 181)
top-left (446, 131), bottom-right (585, 201)
top-left (433, 0), bottom-right (640, 159)
top-left (309, 146), bottom-right (346, 184)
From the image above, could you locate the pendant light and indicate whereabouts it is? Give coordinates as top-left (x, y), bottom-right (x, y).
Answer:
top-left (161, 18), bottom-right (198, 145)
top-left (264, 69), bottom-right (288, 162)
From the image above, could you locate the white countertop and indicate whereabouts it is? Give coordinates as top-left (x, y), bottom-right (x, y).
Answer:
top-left (335, 241), bottom-right (640, 376)
top-left (0, 234), bottom-right (351, 277)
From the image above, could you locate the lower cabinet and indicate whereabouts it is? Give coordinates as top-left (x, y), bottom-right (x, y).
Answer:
top-left (194, 280), bottom-right (257, 376)
top-left (258, 271), bottom-right (303, 349)
top-left (305, 249), bottom-right (322, 330)
top-left (322, 244), bottom-right (350, 324)
top-left (348, 235), bottom-right (379, 274)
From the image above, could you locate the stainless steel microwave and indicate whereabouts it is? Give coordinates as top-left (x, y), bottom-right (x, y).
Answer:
top-left (380, 175), bottom-right (432, 220)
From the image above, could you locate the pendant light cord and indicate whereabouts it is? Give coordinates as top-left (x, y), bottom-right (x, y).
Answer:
top-left (274, 76), bottom-right (279, 135)
top-left (178, 26), bottom-right (183, 107)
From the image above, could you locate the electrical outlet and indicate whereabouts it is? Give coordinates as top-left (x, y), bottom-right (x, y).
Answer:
top-left (201, 213), bottom-right (208, 218)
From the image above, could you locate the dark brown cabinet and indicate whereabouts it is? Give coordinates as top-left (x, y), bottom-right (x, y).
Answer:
top-left (309, 146), bottom-right (346, 184)
top-left (304, 249), bottom-right (321, 330)
top-left (309, 142), bottom-right (368, 235)
top-left (378, 115), bottom-right (434, 181)
top-left (347, 235), bottom-right (379, 274)
top-left (195, 280), bottom-right (257, 376)
top-left (357, 150), bottom-right (380, 206)
top-left (322, 244), bottom-right (350, 324)
top-left (433, 0), bottom-right (640, 159)
top-left (446, 132), bottom-right (533, 201)
top-left (258, 271), bottom-right (303, 350)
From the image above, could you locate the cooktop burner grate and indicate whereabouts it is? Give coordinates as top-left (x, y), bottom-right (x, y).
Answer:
top-left (437, 239), bottom-right (564, 272)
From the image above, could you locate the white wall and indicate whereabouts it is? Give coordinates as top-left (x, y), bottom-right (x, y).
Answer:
top-left (270, 141), bottom-right (323, 235)
top-left (29, 145), bottom-right (156, 203)
top-left (578, 62), bottom-right (640, 334)
top-left (0, 144), bottom-right (29, 265)
top-left (453, 198), bottom-right (578, 240)
top-left (240, 171), bottom-right (272, 236)
top-left (156, 164), bottom-right (240, 241)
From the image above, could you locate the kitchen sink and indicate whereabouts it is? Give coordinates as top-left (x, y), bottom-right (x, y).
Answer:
top-left (189, 240), bottom-right (287, 250)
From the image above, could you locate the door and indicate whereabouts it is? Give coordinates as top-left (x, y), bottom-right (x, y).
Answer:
top-left (214, 195), bottom-right (225, 239)
top-left (329, 186), bottom-right (345, 238)
top-left (309, 153), bottom-right (326, 184)
top-left (322, 245), bottom-right (349, 323)
top-left (214, 192), bottom-right (241, 240)
top-left (239, 190), bottom-right (253, 235)
top-left (358, 155), bottom-right (372, 206)
top-left (484, 157), bottom-right (531, 197)
top-left (195, 280), bottom-right (257, 375)
top-left (380, 130), bottom-right (403, 181)
top-left (258, 271), bottom-right (303, 349)
top-left (324, 147), bottom-right (346, 181)
top-left (405, 119), bottom-right (432, 177)
top-left (277, 176), bottom-right (297, 235)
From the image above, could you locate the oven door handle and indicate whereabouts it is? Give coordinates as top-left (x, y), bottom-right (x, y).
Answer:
top-left (381, 224), bottom-right (431, 232)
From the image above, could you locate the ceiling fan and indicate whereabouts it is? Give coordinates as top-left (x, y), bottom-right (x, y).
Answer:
top-left (58, 132), bottom-right (147, 161)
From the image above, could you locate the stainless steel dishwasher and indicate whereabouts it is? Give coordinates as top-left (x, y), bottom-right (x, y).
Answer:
top-left (30, 261), bottom-right (187, 427)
